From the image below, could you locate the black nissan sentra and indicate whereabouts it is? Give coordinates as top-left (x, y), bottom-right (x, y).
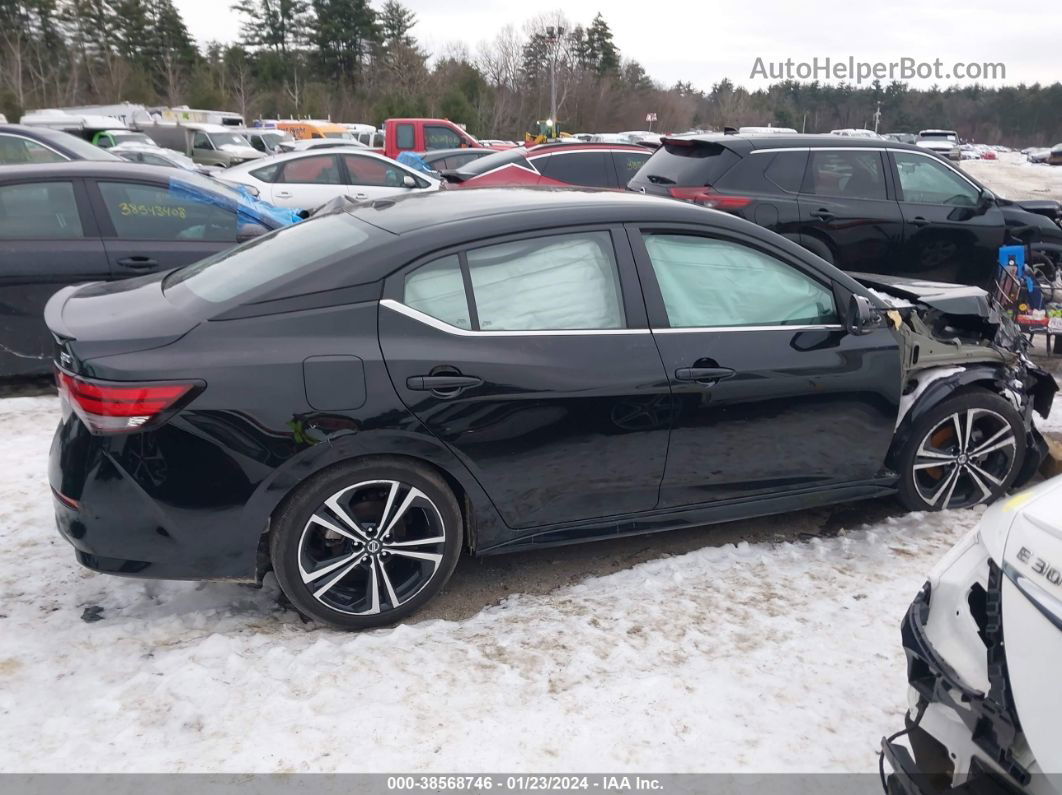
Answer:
top-left (46, 188), bottom-right (1056, 629)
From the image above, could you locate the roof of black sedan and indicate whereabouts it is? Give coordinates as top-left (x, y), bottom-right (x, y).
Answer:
top-left (0, 160), bottom-right (186, 181)
top-left (347, 186), bottom-right (717, 235)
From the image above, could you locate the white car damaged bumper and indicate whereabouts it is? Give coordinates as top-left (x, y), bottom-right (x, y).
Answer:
top-left (883, 478), bottom-right (1062, 794)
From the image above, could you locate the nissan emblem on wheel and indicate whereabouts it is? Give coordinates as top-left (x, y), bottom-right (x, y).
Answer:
top-left (45, 188), bottom-right (1056, 630)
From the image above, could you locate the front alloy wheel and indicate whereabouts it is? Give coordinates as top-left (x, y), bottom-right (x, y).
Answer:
top-left (898, 391), bottom-right (1026, 512)
top-left (272, 460), bottom-right (462, 629)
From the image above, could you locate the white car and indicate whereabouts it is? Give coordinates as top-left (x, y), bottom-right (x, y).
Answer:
top-left (883, 475), bottom-right (1062, 793)
top-left (275, 138), bottom-right (368, 153)
top-left (218, 147), bottom-right (439, 210)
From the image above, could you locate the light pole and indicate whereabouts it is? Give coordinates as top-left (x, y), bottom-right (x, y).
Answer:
top-left (545, 25), bottom-right (564, 136)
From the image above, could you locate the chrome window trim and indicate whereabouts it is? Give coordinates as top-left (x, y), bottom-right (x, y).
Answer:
top-left (653, 324), bottom-right (844, 333)
top-left (382, 300), bottom-right (842, 337)
top-left (381, 299), bottom-right (648, 336)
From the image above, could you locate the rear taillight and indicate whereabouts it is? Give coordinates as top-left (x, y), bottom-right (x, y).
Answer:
top-left (667, 187), bottom-right (751, 211)
top-left (55, 369), bottom-right (198, 434)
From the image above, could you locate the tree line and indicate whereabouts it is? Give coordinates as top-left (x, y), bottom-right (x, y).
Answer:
top-left (1, 0), bottom-right (1059, 146)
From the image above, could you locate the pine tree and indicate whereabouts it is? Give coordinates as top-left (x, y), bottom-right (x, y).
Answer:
top-left (379, 0), bottom-right (415, 48)
top-left (231, 0), bottom-right (309, 56)
top-left (585, 13), bottom-right (617, 75)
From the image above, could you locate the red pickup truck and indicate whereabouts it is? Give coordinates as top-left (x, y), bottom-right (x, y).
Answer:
top-left (372, 118), bottom-right (493, 159)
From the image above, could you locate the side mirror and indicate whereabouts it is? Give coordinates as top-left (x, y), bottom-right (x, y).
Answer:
top-left (402, 174), bottom-right (417, 188)
top-left (236, 222), bottom-right (269, 243)
top-left (847, 294), bottom-right (875, 336)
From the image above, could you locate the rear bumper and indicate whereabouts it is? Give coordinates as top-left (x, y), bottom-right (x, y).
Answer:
top-left (48, 415), bottom-right (262, 582)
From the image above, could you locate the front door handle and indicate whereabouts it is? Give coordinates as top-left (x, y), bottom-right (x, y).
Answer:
top-left (811, 209), bottom-right (835, 222)
top-left (116, 256), bottom-right (158, 269)
top-left (275, 190), bottom-right (293, 198)
top-left (675, 367), bottom-right (735, 384)
top-left (354, 192), bottom-right (368, 200)
top-left (407, 375), bottom-right (483, 391)
top-left (911, 216), bottom-right (930, 227)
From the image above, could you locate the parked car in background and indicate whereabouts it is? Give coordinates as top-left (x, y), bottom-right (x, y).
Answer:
top-left (44, 188), bottom-right (1054, 630)
top-left (218, 147), bottom-right (438, 210)
top-left (917, 129), bottom-right (962, 161)
top-left (829, 128), bottom-right (882, 138)
top-left (91, 129), bottom-right (160, 150)
top-left (275, 119), bottom-right (353, 141)
top-left (114, 144), bottom-right (220, 175)
top-left (237, 128), bottom-right (294, 155)
top-left (0, 124), bottom-right (121, 164)
top-left (140, 123), bottom-right (263, 167)
top-left (399, 147), bottom-right (496, 177)
top-left (627, 134), bottom-right (1060, 288)
top-left (882, 476), bottom-right (1062, 795)
top-left (275, 138), bottom-right (367, 153)
top-left (883, 132), bottom-right (918, 145)
top-left (371, 118), bottom-right (490, 159)
top-left (0, 161), bottom-right (297, 379)
top-left (442, 142), bottom-right (652, 190)
top-left (1050, 143), bottom-right (1062, 166)
top-left (344, 123), bottom-right (383, 148)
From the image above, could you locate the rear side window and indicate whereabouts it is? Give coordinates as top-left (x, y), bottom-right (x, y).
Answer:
top-left (396, 124), bottom-right (415, 150)
top-left (535, 152), bottom-right (611, 188)
top-left (468, 232), bottom-right (624, 330)
top-left (165, 213), bottom-right (368, 303)
top-left (0, 182), bottom-right (83, 238)
top-left (279, 155), bottom-right (342, 184)
top-left (612, 151), bottom-right (650, 183)
top-left (804, 151), bottom-right (887, 200)
top-left (403, 255), bottom-right (471, 329)
top-left (764, 151), bottom-right (807, 193)
top-left (632, 141), bottom-right (741, 187)
top-left (249, 162), bottom-right (282, 183)
top-left (97, 181), bottom-right (236, 242)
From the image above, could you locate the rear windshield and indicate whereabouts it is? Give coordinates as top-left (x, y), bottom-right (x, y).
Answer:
top-left (631, 140), bottom-right (740, 187)
top-left (164, 213), bottom-right (369, 303)
top-left (450, 147), bottom-right (532, 177)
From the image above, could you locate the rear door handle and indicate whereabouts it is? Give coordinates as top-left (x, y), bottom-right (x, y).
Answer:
top-left (275, 190), bottom-right (293, 198)
top-left (116, 256), bottom-right (158, 269)
top-left (911, 216), bottom-right (930, 227)
top-left (407, 375), bottom-right (483, 391)
top-left (675, 367), bottom-right (735, 384)
top-left (811, 209), bottom-right (835, 221)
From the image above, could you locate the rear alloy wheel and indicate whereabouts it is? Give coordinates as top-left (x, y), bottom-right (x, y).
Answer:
top-left (271, 460), bottom-right (461, 629)
top-left (897, 391), bottom-right (1026, 512)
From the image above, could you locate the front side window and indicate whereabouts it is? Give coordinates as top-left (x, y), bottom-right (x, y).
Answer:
top-left (423, 125), bottom-right (463, 150)
top-left (192, 132), bottom-right (213, 150)
top-left (469, 232), bottom-right (624, 330)
top-left (643, 234), bottom-right (837, 328)
top-left (805, 150), bottom-right (887, 200)
top-left (536, 152), bottom-right (611, 188)
top-left (0, 182), bottom-right (83, 238)
top-left (0, 135), bottom-right (67, 165)
top-left (278, 154), bottom-right (342, 184)
top-left (893, 152), bottom-right (979, 206)
top-left (97, 181), bottom-right (236, 242)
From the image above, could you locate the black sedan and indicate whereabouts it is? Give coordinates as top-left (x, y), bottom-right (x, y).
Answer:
top-left (0, 161), bottom-right (298, 379)
top-left (0, 124), bottom-right (122, 164)
top-left (46, 189), bottom-right (1055, 629)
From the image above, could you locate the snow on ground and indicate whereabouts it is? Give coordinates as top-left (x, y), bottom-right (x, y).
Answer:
top-left (962, 152), bottom-right (1062, 202)
top-left (0, 395), bottom-right (988, 774)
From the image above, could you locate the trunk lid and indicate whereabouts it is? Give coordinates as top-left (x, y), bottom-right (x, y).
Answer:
top-left (44, 272), bottom-right (199, 370)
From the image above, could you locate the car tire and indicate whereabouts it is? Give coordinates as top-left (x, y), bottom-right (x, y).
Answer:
top-left (270, 457), bottom-right (463, 630)
top-left (896, 389), bottom-right (1026, 512)
top-left (800, 237), bottom-right (835, 265)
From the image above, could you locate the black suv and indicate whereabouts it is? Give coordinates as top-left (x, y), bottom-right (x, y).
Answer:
top-left (629, 135), bottom-right (1062, 288)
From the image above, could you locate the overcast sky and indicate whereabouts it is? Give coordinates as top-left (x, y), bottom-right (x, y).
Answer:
top-left (173, 0), bottom-right (1055, 91)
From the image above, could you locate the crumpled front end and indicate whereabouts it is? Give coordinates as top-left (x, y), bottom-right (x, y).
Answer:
top-left (882, 483), bottom-right (1062, 794)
